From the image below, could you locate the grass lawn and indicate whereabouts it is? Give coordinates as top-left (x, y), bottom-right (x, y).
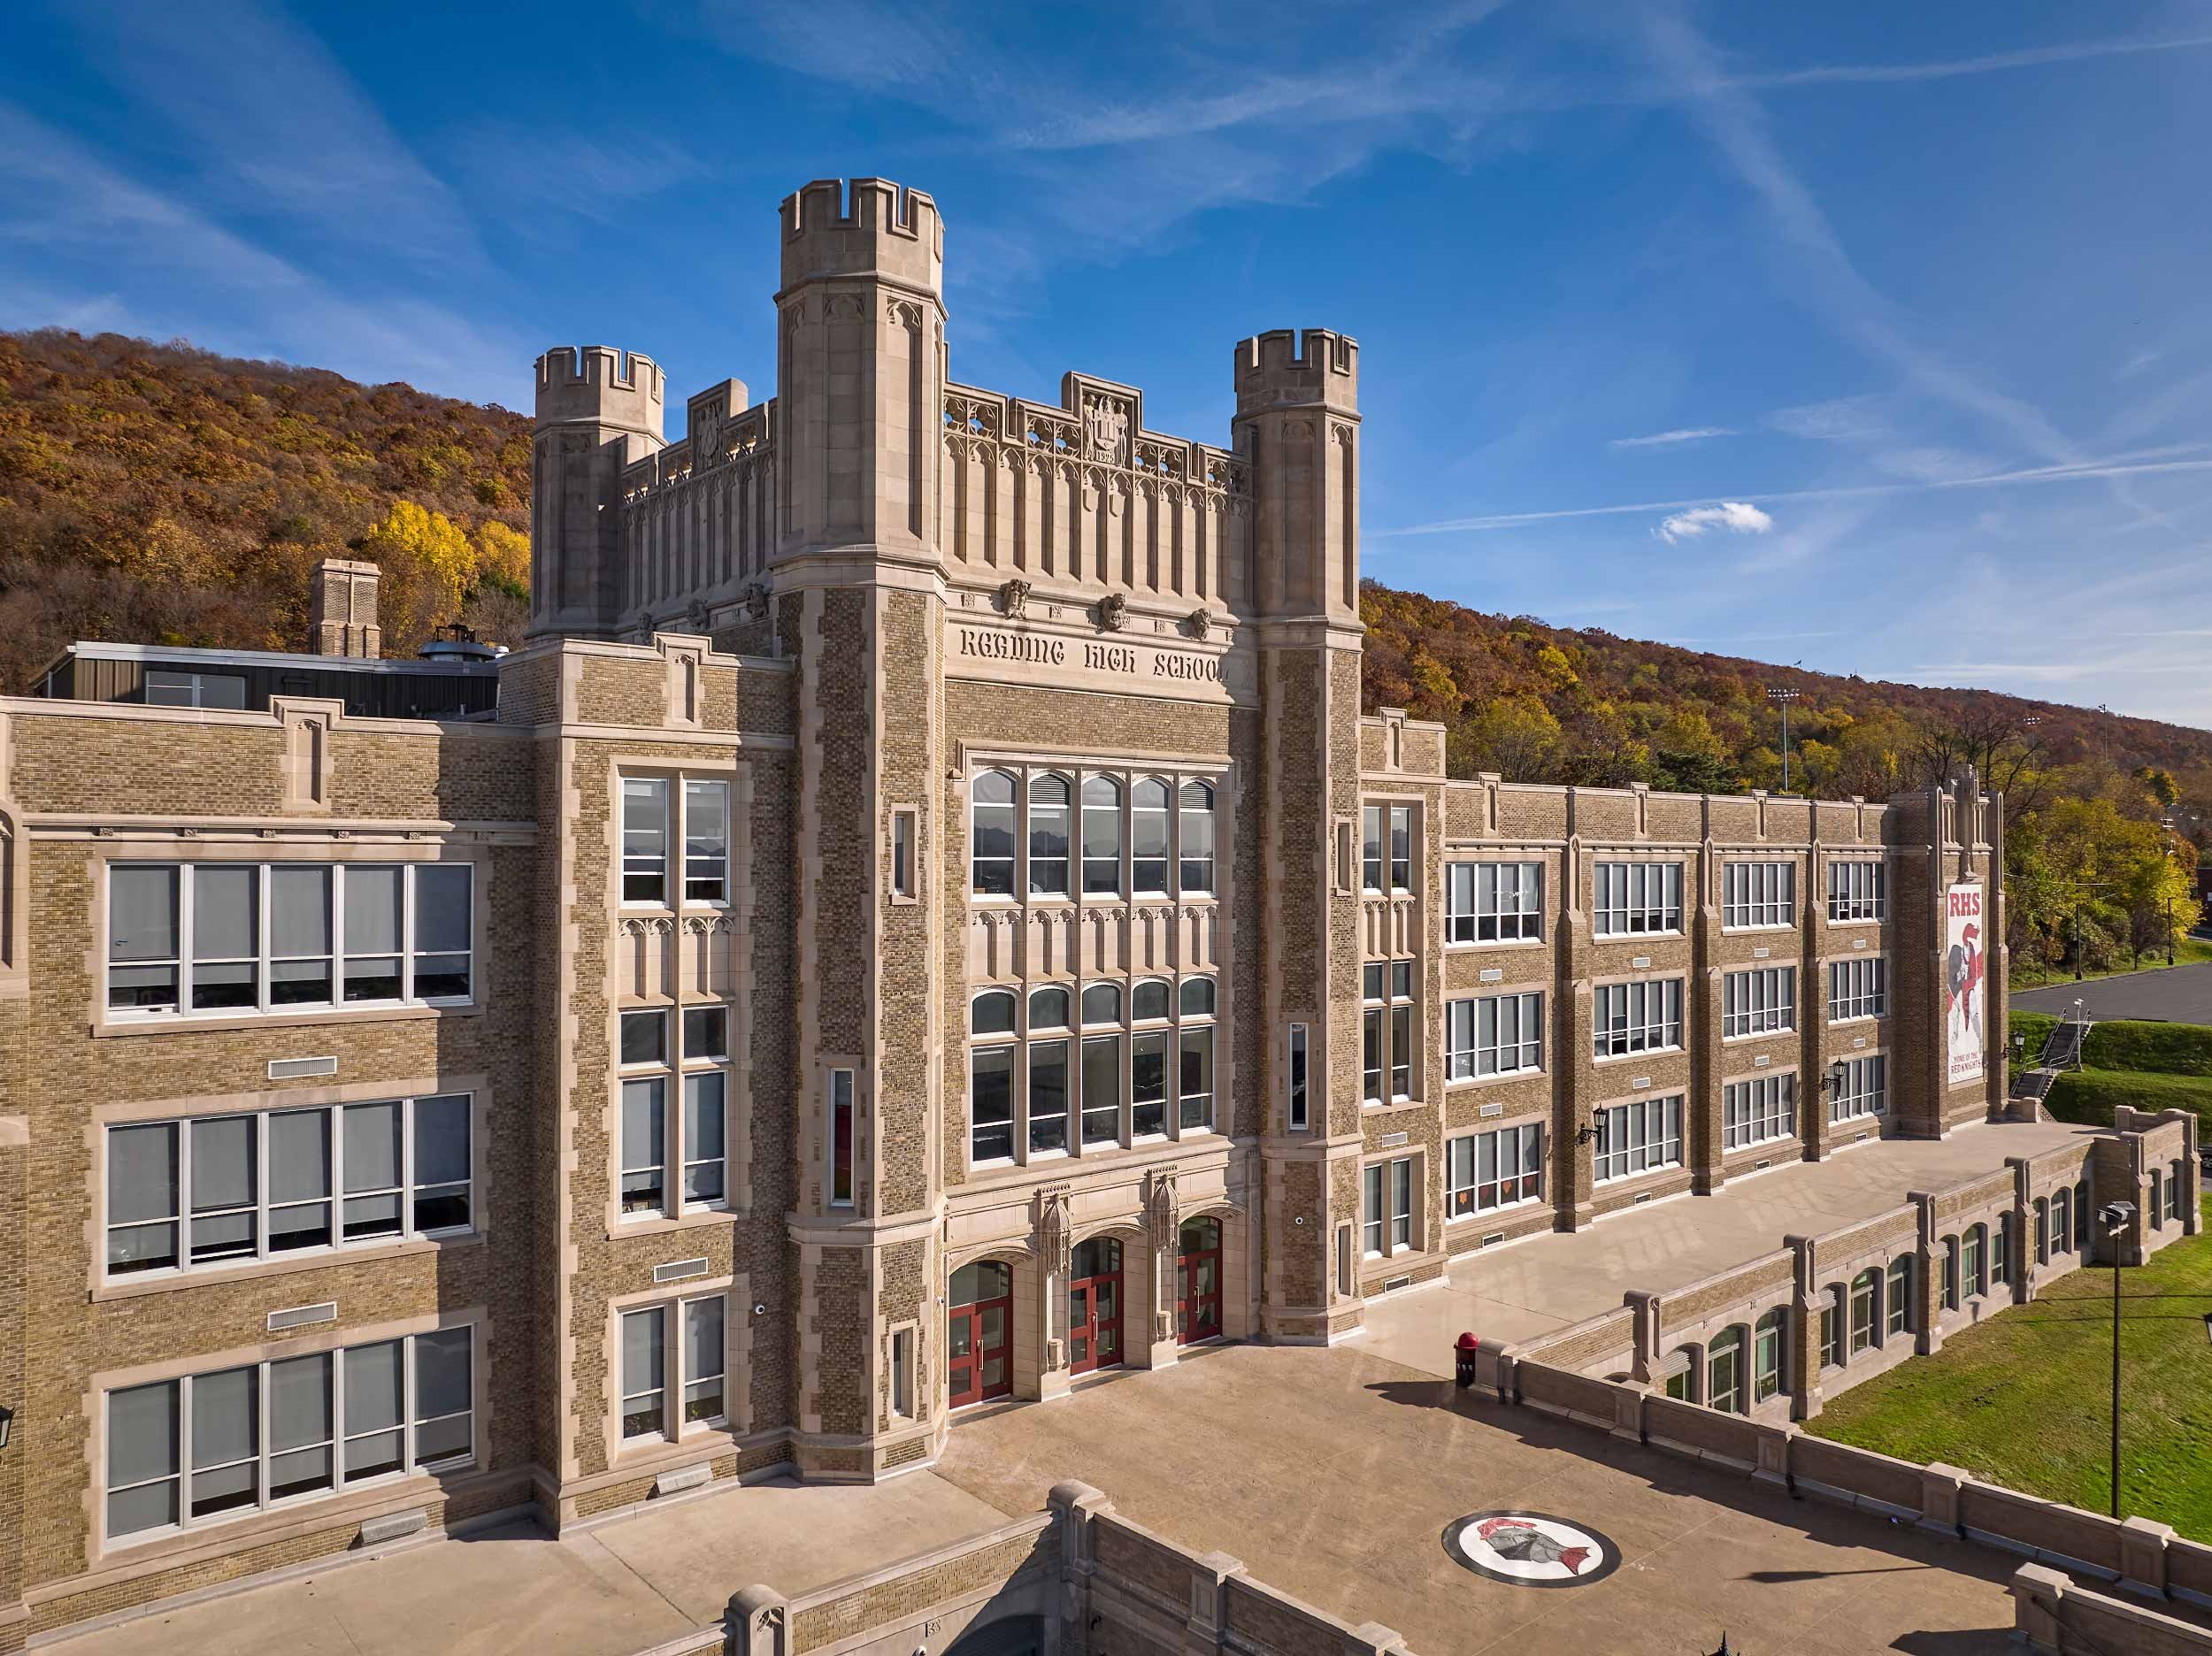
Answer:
top-left (2012, 934), bottom-right (2212, 989)
top-left (1808, 1199), bottom-right (2212, 1537)
top-left (2009, 1009), bottom-right (2057, 1078)
top-left (2085, 1019), bottom-right (2212, 1077)
top-left (2045, 1068), bottom-right (2212, 1140)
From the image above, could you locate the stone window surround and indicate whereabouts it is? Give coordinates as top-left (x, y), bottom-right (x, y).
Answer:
top-left (1721, 963), bottom-right (1798, 1042)
top-left (963, 756), bottom-right (1228, 906)
top-left (602, 754), bottom-right (757, 1235)
top-left (1826, 954), bottom-right (1890, 1024)
top-left (1828, 1049), bottom-right (1891, 1124)
top-left (81, 835), bottom-right (498, 1039)
top-left (1442, 975), bottom-right (1548, 1089)
top-left (1444, 1118), bottom-right (1546, 1222)
top-left (1718, 856), bottom-right (1799, 932)
top-left (1589, 970), bottom-right (1686, 1062)
top-left (1823, 852), bottom-right (1891, 924)
top-left (1359, 956), bottom-right (1421, 1107)
top-left (1441, 850), bottom-right (1549, 950)
top-left (87, 1074), bottom-right (494, 1302)
top-left (1588, 854), bottom-right (1688, 939)
top-left (1722, 1069), bottom-right (1799, 1153)
top-left (964, 973), bottom-right (1217, 1169)
top-left (1359, 1150), bottom-right (1425, 1262)
top-left (1358, 794), bottom-right (1423, 895)
top-left (611, 999), bottom-right (739, 1230)
top-left (1587, 1087), bottom-right (1688, 1185)
top-left (82, 1304), bottom-right (488, 1573)
top-left (613, 764), bottom-right (736, 914)
top-left (603, 1275), bottom-right (739, 1469)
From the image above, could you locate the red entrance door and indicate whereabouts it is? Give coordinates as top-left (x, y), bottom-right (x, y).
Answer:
top-left (948, 1260), bottom-right (1013, 1408)
top-left (1067, 1238), bottom-right (1123, 1376)
top-left (1177, 1216), bottom-right (1222, 1345)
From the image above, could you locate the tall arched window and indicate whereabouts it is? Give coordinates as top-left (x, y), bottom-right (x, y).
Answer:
top-left (1081, 777), bottom-right (1122, 895)
top-left (1821, 1285), bottom-right (1845, 1369)
top-left (972, 772), bottom-right (1018, 896)
top-left (1942, 1237), bottom-right (1961, 1311)
top-left (2053, 1187), bottom-right (2072, 1254)
top-left (1179, 976), bottom-right (1216, 1133)
top-left (969, 991), bottom-right (1018, 1165)
top-left (1707, 1326), bottom-right (1744, 1413)
top-left (1964, 1223), bottom-right (1987, 1297)
top-left (1179, 782), bottom-right (1215, 894)
top-left (1754, 1309), bottom-right (1786, 1403)
top-left (1886, 1255), bottom-right (1912, 1338)
top-left (1131, 979), bottom-right (1171, 1138)
top-left (2074, 1182), bottom-right (2091, 1254)
top-left (1849, 1269), bottom-right (1878, 1354)
top-left (1132, 780), bottom-right (1171, 894)
top-left (1028, 774), bottom-right (1071, 897)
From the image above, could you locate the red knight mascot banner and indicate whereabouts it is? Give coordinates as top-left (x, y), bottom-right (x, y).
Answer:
top-left (1945, 881), bottom-right (1986, 1086)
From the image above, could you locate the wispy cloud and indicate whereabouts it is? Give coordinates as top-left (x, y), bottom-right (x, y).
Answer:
top-left (1609, 426), bottom-right (1734, 448)
top-left (1765, 394), bottom-right (1893, 442)
top-left (1730, 33), bottom-right (2212, 92)
top-left (1656, 501), bottom-right (1772, 543)
top-left (448, 125), bottom-right (707, 233)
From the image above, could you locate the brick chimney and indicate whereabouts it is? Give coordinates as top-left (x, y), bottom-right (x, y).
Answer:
top-left (310, 558), bottom-right (381, 658)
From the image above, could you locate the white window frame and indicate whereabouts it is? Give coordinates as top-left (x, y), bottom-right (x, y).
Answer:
top-left (1593, 1094), bottom-right (1685, 1183)
top-left (1362, 1155), bottom-right (1417, 1259)
top-left (1827, 956), bottom-right (1887, 1023)
top-left (1446, 861), bottom-right (1543, 945)
top-left (1447, 1123), bottom-right (1543, 1218)
top-left (1828, 1054), bottom-right (1886, 1123)
top-left (1827, 858), bottom-right (1886, 922)
top-left (619, 1005), bottom-right (731, 1221)
top-left (1723, 861), bottom-right (1795, 930)
top-left (618, 1293), bottom-right (728, 1445)
top-left (103, 1093), bottom-right (476, 1283)
top-left (1592, 861), bottom-right (1683, 937)
top-left (1594, 978), bottom-right (1684, 1058)
top-left (1723, 1073), bottom-right (1796, 1150)
top-left (102, 1326), bottom-right (474, 1547)
top-left (104, 861), bottom-right (474, 1022)
top-left (680, 1003), bottom-right (732, 1209)
top-left (1723, 966), bottom-right (1796, 1039)
top-left (1448, 991), bottom-right (1544, 1080)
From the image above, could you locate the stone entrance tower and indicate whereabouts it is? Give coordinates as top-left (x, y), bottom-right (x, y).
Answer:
top-left (529, 345), bottom-right (666, 639)
top-left (1234, 330), bottom-right (1369, 1342)
top-left (775, 180), bottom-right (949, 1477)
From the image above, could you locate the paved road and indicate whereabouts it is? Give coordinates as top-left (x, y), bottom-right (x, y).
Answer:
top-left (2013, 960), bottom-right (2212, 1024)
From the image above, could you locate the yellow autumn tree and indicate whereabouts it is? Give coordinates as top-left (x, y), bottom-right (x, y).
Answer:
top-left (359, 500), bottom-right (475, 649)
top-left (473, 520), bottom-right (531, 601)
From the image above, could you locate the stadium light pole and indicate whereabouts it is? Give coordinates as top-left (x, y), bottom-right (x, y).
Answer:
top-left (1766, 686), bottom-right (1801, 793)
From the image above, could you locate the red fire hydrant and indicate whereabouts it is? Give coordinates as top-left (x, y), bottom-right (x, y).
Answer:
top-left (1454, 1330), bottom-right (1480, 1389)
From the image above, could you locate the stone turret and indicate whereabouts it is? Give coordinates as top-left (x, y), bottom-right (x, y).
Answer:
top-left (774, 179), bottom-right (945, 563)
top-left (528, 345), bottom-right (665, 639)
top-left (1232, 329), bottom-right (1361, 623)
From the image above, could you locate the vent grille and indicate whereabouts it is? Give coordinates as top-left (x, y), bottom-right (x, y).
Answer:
top-left (1633, 1192), bottom-right (1652, 1205)
top-left (267, 1055), bottom-right (338, 1081)
top-left (1755, 1160), bottom-right (1771, 1171)
top-left (1754, 1054), bottom-right (1770, 1068)
top-left (1382, 1275), bottom-right (1412, 1294)
top-left (653, 1258), bottom-right (710, 1284)
top-left (1483, 1232), bottom-right (1505, 1247)
top-left (268, 1301), bottom-right (337, 1332)
top-left (1632, 1076), bottom-right (1651, 1091)
top-left (1479, 968), bottom-right (1503, 984)
top-left (1379, 1131), bottom-right (1409, 1148)
top-left (1853, 937), bottom-right (1869, 950)
top-left (1479, 1101), bottom-right (1504, 1118)
top-left (1632, 955), bottom-right (1651, 970)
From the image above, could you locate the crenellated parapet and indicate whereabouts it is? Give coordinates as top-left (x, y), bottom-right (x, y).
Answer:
top-left (534, 344), bottom-right (665, 438)
top-left (780, 177), bottom-right (943, 300)
top-left (1233, 328), bottom-right (1358, 417)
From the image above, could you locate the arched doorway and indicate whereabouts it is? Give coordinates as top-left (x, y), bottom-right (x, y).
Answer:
top-left (1177, 1215), bottom-right (1222, 1345)
top-left (945, 1614), bottom-right (1043, 1656)
top-left (949, 1259), bottom-right (1013, 1408)
top-left (1068, 1237), bottom-right (1124, 1376)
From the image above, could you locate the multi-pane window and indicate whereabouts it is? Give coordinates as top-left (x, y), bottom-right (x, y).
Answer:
top-left (1592, 1095), bottom-right (1684, 1182)
top-left (106, 862), bottom-right (472, 1018)
top-left (1723, 1074), bottom-right (1795, 1150)
top-left (1754, 1309), bottom-right (1786, 1403)
top-left (1027, 775), bottom-right (1071, 896)
top-left (1081, 778), bottom-right (1122, 895)
top-left (1392, 1157), bottom-right (1413, 1249)
top-left (1821, 1291), bottom-right (1844, 1368)
top-left (620, 1007), bottom-right (730, 1218)
top-left (975, 770), bottom-right (1217, 900)
top-left (1286, 1023), bottom-right (1308, 1132)
top-left (1594, 978), bottom-right (1683, 1057)
top-left (1723, 861), bottom-right (1794, 928)
top-left (1179, 783), bottom-right (1216, 893)
top-left (1985, 1222), bottom-right (2004, 1292)
top-left (1827, 860), bottom-right (1886, 922)
top-left (1361, 804), bottom-right (1412, 891)
top-left (1360, 962), bottom-right (1417, 1103)
top-left (1828, 1054), bottom-right (1886, 1123)
top-left (971, 975), bottom-right (1212, 1162)
top-left (1388, 962), bottom-right (1413, 1099)
top-left (1446, 862), bottom-right (1542, 944)
top-left (619, 1296), bottom-right (726, 1441)
top-left (1962, 1223), bottom-right (1985, 1298)
top-left (1942, 1237), bottom-right (1961, 1310)
top-left (104, 1328), bottom-right (472, 1542)
top-left (144, 667), bottom-right (246, 708)
top-left (1448, 992), bottom-right (1544, 1080)
top-left (1849, 1269), bottom-right (1878, 1353)
top-left (1723, 966), bottom-right (1796, 1039)
top-left (1707, 1327), bottom-right (1743, 1414)
top-left (1828, 957), bottom-right (1887, 1022)
top-left (1362, 966), bottom-right (1385, 1104)
top-left (1592, 861), bottom-right (1683, 937)
top-left (1363, 1157), bottom-right (1415, 1256)
top-left (1886, 1256), bottom-right (1913, 1338)
top-left (621, 778), bottom-right (730, 906)
top-left (1363, 1163), bottom-right (1386, 1256)
top-left (105, 1094), bottom-right (472, 1277)
top-left (1447, 1123), bottom-right (1542, 1217)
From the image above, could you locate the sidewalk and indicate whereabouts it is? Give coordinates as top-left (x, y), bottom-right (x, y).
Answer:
top-left (51, 1471), bottom-right (1013, 1656)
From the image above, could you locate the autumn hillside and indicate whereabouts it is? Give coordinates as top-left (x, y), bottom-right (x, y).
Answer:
top-left (0, 329), bottom-right (534, 692)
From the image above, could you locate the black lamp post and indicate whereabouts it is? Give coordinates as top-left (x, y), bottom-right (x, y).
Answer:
top-left (2102, 1200), bottom-right (2136, 1520)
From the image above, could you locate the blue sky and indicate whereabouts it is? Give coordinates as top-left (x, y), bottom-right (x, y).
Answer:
top-left (4, 3), bottom-right (2210, 725)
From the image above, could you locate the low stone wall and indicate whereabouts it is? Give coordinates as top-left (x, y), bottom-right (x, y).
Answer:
top-left (721, 1483), bottom-right (1418, 1656)
top-left (1511, 1356), bottom-right (2212, 1614)
top-left (2013, 1563), bottom-right (2212, 1654)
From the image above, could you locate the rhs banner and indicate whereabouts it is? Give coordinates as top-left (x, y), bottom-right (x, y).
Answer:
top-left (1945, 881), bottom-right (1987, 1086)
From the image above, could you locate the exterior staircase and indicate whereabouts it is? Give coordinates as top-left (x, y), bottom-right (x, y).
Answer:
top-left (2008, 1012), bottom-right (2092, 1123)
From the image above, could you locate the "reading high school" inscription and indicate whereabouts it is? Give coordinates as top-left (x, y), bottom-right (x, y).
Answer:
top-left (954, 625), bottom-right (1225, 683)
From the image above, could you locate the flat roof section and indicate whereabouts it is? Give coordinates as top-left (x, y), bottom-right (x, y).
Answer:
top-left (1358, 1118), bottom-right (2100, 1374)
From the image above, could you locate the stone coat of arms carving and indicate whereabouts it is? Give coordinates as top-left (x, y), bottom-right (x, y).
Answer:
top-left (1082, 395), bottom-right (1130, 466)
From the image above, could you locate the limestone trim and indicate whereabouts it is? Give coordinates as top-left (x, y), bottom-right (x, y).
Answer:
top-left (595, 1269), bottom-right (742, 1475)
top-left (29, 816), bottom-right (536, 840)
top-left (79, 1303), bottom-right (490, 1571)
top-left (273, 697), bottom-right (337, 813)
top-left (0, 694), bottom-right (517, 741)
